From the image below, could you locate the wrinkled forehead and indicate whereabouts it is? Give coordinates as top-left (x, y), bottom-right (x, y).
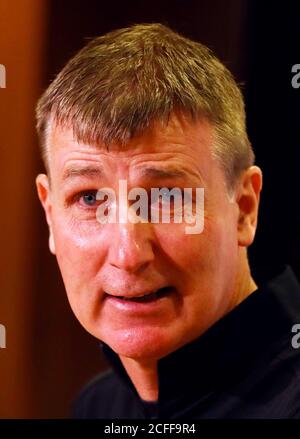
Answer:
top-left (47, 112), bottom-right (216, 161)
top-left (45, 113), bottom-right (229, 198)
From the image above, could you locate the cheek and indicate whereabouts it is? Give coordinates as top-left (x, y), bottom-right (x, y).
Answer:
top-left (155, 213), bottom-right (237, 270)
top-left (51, 214), bottom-right (106, 290)
top-left (51, 216), bottom-right (109, 327)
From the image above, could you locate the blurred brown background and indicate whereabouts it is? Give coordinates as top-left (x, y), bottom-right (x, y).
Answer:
top-left (0, 0), bottom-right (299, 418)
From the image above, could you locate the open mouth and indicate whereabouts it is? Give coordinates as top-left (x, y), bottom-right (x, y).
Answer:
top-left (105, 286), bottom-right (173, 303)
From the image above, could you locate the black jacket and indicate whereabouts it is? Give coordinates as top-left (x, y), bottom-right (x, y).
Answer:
top-left (73, 265), bottom-right (300, 418)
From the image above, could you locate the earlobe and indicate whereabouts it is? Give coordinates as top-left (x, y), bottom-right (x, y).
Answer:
top-left (237, 166), bottom-right (263, 247)
top-left (36, 173), bottom-right (56, 255)
top-left (49, 230), bottom-right (56, 255)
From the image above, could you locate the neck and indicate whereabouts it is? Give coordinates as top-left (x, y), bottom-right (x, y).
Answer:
top-left (231, 251), bottom-right (258, 309)
top-left (119, 355), bottom-right (158, 401)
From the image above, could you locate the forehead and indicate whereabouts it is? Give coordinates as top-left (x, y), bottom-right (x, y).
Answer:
top-left (47, 113), bottom-right (220, 184)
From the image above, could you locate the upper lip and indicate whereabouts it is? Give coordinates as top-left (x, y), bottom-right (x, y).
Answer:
top-left (104, 286), bottom-right (170, 298)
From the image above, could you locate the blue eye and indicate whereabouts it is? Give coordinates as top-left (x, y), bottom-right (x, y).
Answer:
top-left (81, 192), bottom-right (97, 206)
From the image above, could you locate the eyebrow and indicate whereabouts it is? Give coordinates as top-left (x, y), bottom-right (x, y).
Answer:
top-left (61, 165), bottom-right (193, 183)
top-left (62, 166), bottom-right (104, 181)
top-left (137, 166), bottom-right (188, 179)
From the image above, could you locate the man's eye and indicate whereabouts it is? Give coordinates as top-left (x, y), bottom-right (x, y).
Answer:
top-left (150, 188), bottom-right (182, 210)
top-left (79, 191), bottom-right (98, 207)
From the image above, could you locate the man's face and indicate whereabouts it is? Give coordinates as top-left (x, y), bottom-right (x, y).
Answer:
top-left (37, 114), bottom-right (246, 360)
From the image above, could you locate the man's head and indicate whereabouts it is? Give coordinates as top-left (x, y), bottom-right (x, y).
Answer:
top-left (36, 24), bottom-right (262, 360)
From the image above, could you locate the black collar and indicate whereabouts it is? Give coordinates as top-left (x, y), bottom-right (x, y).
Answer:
top-left (101, 265), bottom-right (300, 417)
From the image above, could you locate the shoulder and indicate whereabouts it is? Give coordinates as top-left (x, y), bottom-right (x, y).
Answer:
top-left (72, 368), bottom-right (121, 418)
top-left (237, 333), bottom-right (300, 417)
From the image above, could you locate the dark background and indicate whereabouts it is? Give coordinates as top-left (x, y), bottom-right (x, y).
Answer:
top-left (0, 0), bottom-right (299, 418)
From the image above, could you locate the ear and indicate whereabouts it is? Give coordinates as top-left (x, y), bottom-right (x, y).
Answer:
top-left (236, 166), bottom-right (263, 247)
top-left (36, 174), bottom-right (56, 254)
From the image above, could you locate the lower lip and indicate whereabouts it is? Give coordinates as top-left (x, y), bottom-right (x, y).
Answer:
top-left (103, 287), bottom-right (174, 313)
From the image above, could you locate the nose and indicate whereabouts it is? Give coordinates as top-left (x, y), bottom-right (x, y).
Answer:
top-left (107, 222), bottom-right (155, 274)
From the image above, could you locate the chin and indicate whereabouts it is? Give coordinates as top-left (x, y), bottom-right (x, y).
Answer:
top-left (101, 326), bottom-right (175, 360)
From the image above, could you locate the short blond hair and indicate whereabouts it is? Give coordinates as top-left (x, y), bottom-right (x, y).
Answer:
top-left (36, 23), bottom-right (254, 189)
